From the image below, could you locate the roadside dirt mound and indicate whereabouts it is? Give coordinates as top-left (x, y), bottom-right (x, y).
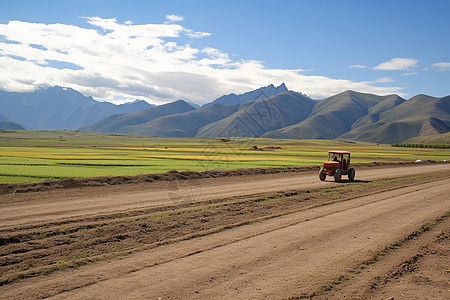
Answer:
top-left (0, 160), bottom-right (444, 194)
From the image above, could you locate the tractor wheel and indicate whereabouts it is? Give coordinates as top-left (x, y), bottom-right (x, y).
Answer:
top-left (319, 167), bottom-right (326, 181)
top-left (348, 168), bottom-right (355, 181)
top-left (334, 168), bottom-right (342, 182)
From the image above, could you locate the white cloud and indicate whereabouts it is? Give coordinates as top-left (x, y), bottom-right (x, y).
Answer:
top-left (375, 77), bottom-right (394, 83)
top-left (431, 62), bottom-right (450, 71)
top-left (374, 57), bottom-right (418, 71)
top-left (349, 64), bottom-right (367, 69)
top-left (165, 14), bottom-right (184, 23)
top-left (0, 18), bottom-right (406, 104)
top-left (185, 30), bottom-right (212, 39)
top-left (402, 72), bottom-right (418, 76)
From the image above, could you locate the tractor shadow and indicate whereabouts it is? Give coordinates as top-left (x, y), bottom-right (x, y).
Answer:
top-left (336, 179), bottom-right (371, 183)
top-left (323, 179), bottom-right (371, 183)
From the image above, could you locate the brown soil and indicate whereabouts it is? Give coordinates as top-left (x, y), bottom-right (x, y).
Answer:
top-left (314, 217), bottom-right (449, 300)
top-left (0, 163), bottom-right (449, 299)
top-left (0, 160), bottom-right (444, 195)
top-left (1, 164), bottom-right (449, 230)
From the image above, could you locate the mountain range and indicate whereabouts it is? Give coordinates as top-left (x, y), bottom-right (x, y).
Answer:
top-left (262, 91), bottom-right (407, 140)
top-left (1, 84), bottom-right (449, 144)
top-left (0, 86), bottom-right (152, 130)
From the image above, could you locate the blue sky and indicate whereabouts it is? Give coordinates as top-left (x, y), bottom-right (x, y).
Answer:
top-left (0, 0), bottom-right (449, 104)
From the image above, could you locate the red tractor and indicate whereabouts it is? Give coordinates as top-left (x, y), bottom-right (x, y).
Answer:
top-left (319, 151), bottom-right (355, 182)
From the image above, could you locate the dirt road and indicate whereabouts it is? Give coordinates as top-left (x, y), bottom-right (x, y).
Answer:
top-left (1, 164), bottom-right (449, 299)
top-left (1, 164), bottom-right (449, 228)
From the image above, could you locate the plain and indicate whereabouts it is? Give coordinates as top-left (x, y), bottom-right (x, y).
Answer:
top-left (1, 129), bottom-right (449, 184)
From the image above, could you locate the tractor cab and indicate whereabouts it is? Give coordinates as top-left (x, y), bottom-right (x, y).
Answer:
top-left (319, 151), bottom-right (355, 182)
top-left (327, 151), bottom-right (350, 172)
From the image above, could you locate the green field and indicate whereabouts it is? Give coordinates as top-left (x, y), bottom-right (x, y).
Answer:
top-left (0, 130), bottom-right (449, 184)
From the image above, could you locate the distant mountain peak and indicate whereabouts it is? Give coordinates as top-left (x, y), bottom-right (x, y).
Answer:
top-left (250, 83), bottom-right (288, 100)
top-left (278, 82), bottom-right (287, 89)
top-left (173, 99), bottom-right (189, 104)
top-left (37, 85), bottom-right (78, 93)
top-left (202, 83), bottom-right (289, 107)
top-left (131, 99), bottom-right (146, 103)
top-left (166, 99), bottom-right (197, 109)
